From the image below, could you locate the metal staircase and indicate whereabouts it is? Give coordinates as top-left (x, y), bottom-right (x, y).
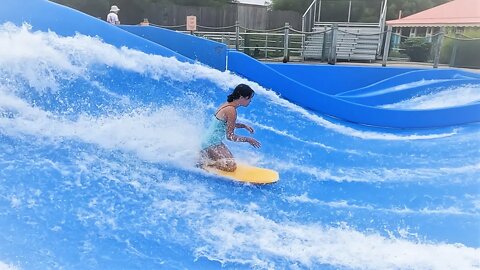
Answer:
top-left (303, 23), bottom-right (381, 61)
top-left (302, 0), bottom-right (387, 62)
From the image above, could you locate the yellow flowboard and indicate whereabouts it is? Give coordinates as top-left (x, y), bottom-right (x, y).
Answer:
top-left (203, 163), bottom-right (279, 184)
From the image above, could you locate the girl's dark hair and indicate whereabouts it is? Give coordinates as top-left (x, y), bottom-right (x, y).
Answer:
top-left (227, 84), bottom-right (255, 102)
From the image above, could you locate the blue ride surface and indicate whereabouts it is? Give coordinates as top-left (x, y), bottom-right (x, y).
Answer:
top-left (0, 1), bottom-right (479, 269)
top-left (120, 26), bottom-right (480, 129)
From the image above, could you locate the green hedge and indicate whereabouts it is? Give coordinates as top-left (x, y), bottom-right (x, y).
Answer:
top-left (400, 38), bottom-right (432, 62)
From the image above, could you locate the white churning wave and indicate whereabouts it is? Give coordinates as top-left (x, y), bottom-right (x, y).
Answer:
top-left (356, 79), bottom-right (448, 97)
top-left (285, 193), bottom-right (479, 216)
top-left (151, 185), bottom-right (480, 270)
top-left (0, 262), bottom-right (20, 270)
top-left (0, 22), bottom-right (457, 142)
top-left (0, 87), bottom-right (204, 167)
top-left (270, 160), bottom-right (480, 183)
top-left (382, 84), bottom-right (480, 110)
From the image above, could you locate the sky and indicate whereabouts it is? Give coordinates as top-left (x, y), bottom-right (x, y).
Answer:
top-left (238, 0), bottom-right (271, 6)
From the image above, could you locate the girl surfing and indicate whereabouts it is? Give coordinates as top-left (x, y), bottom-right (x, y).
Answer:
top-left (199, 84), bottom-right (261, 172)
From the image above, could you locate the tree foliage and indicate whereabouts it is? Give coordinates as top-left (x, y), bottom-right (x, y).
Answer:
top-left (400, 38), bottom-right (432, 62)
top-left (270, 0), bottom-right (311, 13)
top-left (52, 0), bottom-right (453, 26)
top-left (271, 0), bottom-right (450, 21)
top-left (386, 0), bottom-right (449, 20)
top-left (52, 0), bottom-right (232, 24)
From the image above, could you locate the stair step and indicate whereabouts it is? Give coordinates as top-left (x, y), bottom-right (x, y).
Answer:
top-left (303, 23), bottom-right (381, 61)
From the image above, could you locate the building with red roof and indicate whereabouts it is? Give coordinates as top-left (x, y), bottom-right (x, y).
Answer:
top-left (387, 0), bottom-right (480, 27)
top-left (384, 0), bottom-right (480, 68)
top-left (387, 0), bottom-right (480, 45)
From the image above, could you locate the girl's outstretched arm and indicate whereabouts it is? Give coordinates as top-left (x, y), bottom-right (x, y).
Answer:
top-left (225, 108), bottom-right (260, 148)
top-left (235, 123), bottom-right (254, 134)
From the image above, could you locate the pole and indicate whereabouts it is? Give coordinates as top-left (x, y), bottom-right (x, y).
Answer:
top-left (283, 22), bottom-right (290, 63)
top-left (318, 0), bottom-right (322, 22)
top-left (433, 27), bottom-right (444, 68)
top-left (348, 0), bottom-right (352, 23)
top-left (301, 14), bottom-right (306, 61)
top-left (377, 0), bottom-right (388, 57)
top-left (235, 21), bottom-right (240, 51)
top-left (450, 28), bottom-right (460, 67)
top-left (382, 25), bottom-right (392, 67)
top-left (265, 33), bottom-right (268, 58)
top-left (329, 24), bottom-right (338, 65)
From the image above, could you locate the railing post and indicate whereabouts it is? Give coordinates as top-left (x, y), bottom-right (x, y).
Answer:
top-left (235, 21), bottom-right (240, 51)
top-left (265, 33), bottom-right (268, 59)
top-left (433, 27), bottom-right (444, 68)
top-left (347, 0), bottom-right (352, 23)
top-left (318, 0), bottom-right (322, 22)
top-left (382, 25), bottom-right (392, 67)
top-left (321, 29), bottom-right (328, 62)
top-left (302, 16), bottom-right (306, 61)
top-left (328, 24), bottom-right (338, 65)
top-left (283, 22), bottom-right (290, 63)
top-left (450, 28), bottom-right (461, 67)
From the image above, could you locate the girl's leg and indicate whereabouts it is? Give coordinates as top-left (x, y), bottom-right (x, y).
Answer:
top-left (204, 143), bottom-right (237, 172)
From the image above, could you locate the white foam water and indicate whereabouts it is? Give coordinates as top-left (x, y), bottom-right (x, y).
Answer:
top-left (382, 84), bottom-right (480, 110)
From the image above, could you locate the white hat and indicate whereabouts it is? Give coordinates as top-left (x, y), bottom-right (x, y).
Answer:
top-left (110, 5), bottom-right (120, 12)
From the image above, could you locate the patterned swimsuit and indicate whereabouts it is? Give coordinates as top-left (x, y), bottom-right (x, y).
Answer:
top-left (200, 105), bottom-right (232, 150)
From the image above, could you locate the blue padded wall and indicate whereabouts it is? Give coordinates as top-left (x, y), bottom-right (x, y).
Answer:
top-left (120, 25), bottom-right (228, 71)
top-left (266, 63), bottom-right (417, 95)
top-left (227, 50), bottom-right (480, 128)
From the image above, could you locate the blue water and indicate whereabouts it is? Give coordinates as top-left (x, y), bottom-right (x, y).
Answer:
top-left (0, 24), bottom-right (479, 270)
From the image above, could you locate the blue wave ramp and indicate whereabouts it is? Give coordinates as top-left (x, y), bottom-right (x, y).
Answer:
top-left (122, 25), bottom-right (480, 128)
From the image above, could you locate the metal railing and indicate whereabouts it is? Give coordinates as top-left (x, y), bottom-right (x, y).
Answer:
top-left (383, 28), bottom-right (480, 69)
top-left (302, 0), bottom-right (319, 34)
top-left (150, 22), bottom-right (311, 62)
top-left (146, 21), bottom-right (479, 69)
top-left (148, 21), bottom-right (387, 64)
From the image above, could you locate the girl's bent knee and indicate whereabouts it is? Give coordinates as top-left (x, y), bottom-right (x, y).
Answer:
top-left (225, 161), bottom-right (237, 172)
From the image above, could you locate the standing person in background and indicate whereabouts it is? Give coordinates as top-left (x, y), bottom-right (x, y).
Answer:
top-left (106, 5), bottom-right (120, 25)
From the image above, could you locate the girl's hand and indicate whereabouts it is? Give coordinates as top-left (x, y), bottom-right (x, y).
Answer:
top-left (247, 138), bottom-right (261, 148)
top-left (244, 125), bottom-right (255, 134)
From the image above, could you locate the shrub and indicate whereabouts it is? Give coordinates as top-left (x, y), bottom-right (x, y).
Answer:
top-left (400, 38), bottom-right (432, 62)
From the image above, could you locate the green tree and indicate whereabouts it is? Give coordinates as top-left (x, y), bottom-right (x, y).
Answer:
top-left (51, 0), bottom-right (110, 19)
top-left (382, 0), bottom-right (449, 20)
top-left (271, 0), bottom-right (451, 22)
top-left (270, 0), bottom-right (311, 13)
top-left (400, 38), bottom-right (432, 62)
top-left (166, 0), bottom-right (231, 6)
top-left (52, 0), bottom-right (232, 24)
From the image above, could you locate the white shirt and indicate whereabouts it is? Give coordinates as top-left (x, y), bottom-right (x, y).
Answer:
top-left (106, 12), bottom-right (120, 25)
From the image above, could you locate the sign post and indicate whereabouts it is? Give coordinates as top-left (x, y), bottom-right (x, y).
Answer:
top-left (186, 16), bottom-right (197, 34)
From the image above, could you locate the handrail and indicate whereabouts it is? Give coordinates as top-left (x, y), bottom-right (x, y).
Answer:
top-left (302, 0), bottom-right (317, 18)
top-left (184, 27), bottom-right (305, 60)
top-left (302, 0), bottom-right (318, 61)
top-left (146, 22), bottom-right (392, 63)
top-left (315, 22), bottom-right (380, 27)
